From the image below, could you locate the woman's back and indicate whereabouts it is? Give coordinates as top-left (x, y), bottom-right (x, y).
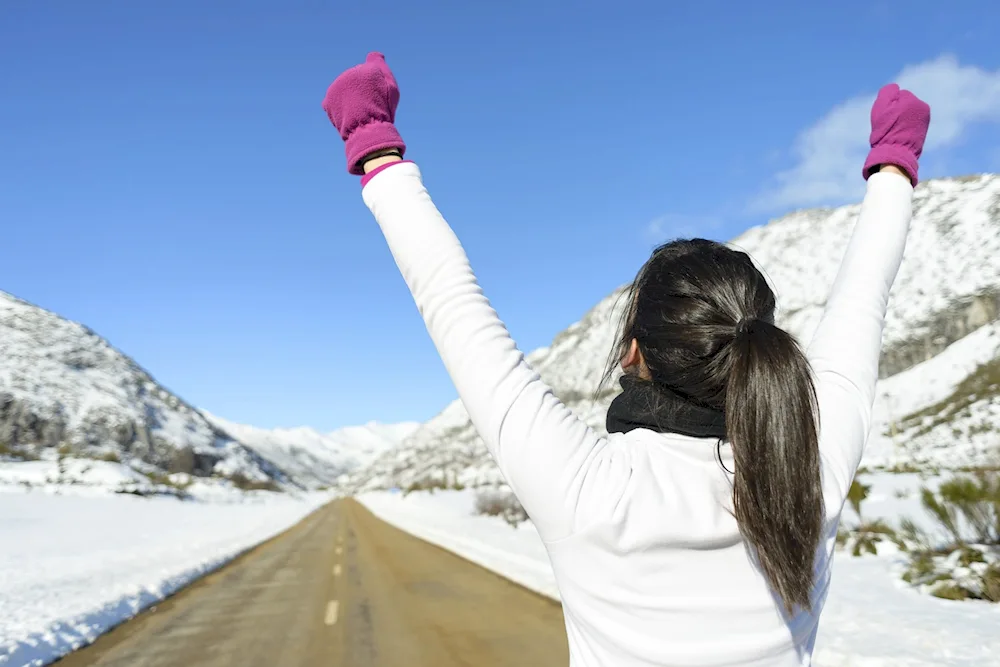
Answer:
top-left (541, 432), bottom-right (836, 666)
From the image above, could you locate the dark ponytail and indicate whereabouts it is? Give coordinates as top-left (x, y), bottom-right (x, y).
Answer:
top-left (726, 319), bottom-right (823, 613)
top-left (603, 239), bottom-right (825, 614)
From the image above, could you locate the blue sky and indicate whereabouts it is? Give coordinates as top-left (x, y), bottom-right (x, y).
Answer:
top-left (2, 0), bottom-right (999, 431)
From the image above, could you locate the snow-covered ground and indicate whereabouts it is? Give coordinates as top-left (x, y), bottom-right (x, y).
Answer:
top-left (0, 489), bottom-right (331, 667)
top-left (0, 459), bottom-right (153, 495)
top-left (358, 483), bottom-right (1000, 667)
top-left (0, 456), bottom-right (280, 501)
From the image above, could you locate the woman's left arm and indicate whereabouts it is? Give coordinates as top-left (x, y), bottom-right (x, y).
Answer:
top-left (360, 158), bottom-right (625, 542)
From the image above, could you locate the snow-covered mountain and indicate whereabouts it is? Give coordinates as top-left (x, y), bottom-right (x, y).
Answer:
top-left (203, 413), bottom-right (419, 489)
top-left (0, 291), bottom-right (285, 486)
top-left (351, 174), bottom-right (1000, 491)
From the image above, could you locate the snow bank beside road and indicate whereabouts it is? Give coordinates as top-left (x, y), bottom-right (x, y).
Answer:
top-left (0, 491), bottom-right (329, 667)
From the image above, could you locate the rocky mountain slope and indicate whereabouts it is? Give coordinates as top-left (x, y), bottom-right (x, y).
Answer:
top-left (203, 413), bottom-right (419, 489)
top-left (0, 291), bottom-right (422, 492)
top-left (351, 174), bottom-right (1000, 491)
top-left (0, 291), bottom-right (285, 486)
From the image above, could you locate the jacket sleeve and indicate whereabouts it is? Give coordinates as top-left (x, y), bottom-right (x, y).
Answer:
top-left (361, 162), bottom-right (627, 541)
top-left (806, 171), bottom-right (914, 504)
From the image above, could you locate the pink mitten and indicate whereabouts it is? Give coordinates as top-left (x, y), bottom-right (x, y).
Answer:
top-left (322, 52), bottom-right (406, 175)
top-left (862, 84), bottom-right (930, 186)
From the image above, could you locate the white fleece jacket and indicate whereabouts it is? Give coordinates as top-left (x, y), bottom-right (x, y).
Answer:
top-left (361, 163), bottom-right (914, 667)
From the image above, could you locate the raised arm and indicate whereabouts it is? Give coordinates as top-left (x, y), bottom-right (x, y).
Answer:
top-left (322, 53), bottom-right (625, 542)
top-left (807, 84), bottom-right (930, 497)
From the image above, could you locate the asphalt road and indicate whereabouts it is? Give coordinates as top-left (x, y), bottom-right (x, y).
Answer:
top-left (54, 499), bottom-right (569, 667)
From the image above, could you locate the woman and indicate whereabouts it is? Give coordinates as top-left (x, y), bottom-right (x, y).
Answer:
top-left (322, 53), bottom-right (930, 666)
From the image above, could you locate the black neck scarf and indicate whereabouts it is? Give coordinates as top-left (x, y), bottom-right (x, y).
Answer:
top-left (605, 375), bottom-right (727, 439)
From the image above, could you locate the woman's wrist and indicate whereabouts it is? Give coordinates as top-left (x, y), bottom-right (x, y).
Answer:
top-left (362, 152), bottom-right (404, 174)
top-left (875, 164), bottom-right (908, 179)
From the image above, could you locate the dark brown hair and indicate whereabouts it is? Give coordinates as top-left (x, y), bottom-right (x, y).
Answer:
top-left (602, 238), bottom-right (824, 613)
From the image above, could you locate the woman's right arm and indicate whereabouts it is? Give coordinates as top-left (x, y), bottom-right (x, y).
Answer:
top-left (807, 83), bottom-right (930, 501)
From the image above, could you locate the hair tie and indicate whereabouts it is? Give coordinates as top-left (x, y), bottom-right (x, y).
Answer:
top-left (735, 317), bottom-right (756, 335)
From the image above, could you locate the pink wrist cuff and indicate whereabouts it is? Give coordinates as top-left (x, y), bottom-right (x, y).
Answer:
top-left (360, 160), bottom-right (413, 187)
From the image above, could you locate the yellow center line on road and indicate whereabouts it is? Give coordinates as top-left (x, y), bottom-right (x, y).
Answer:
top-left (333, 564), bottom-right (342, 576)
top-left (324, 600), bottom-right (340, 626)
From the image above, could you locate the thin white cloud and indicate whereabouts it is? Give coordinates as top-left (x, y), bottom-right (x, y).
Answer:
top-left (751, 54), bottom-right (1000, 212)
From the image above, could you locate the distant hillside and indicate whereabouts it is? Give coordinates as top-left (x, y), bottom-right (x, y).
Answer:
top-left (0, 291), bottom-right (284, 487)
